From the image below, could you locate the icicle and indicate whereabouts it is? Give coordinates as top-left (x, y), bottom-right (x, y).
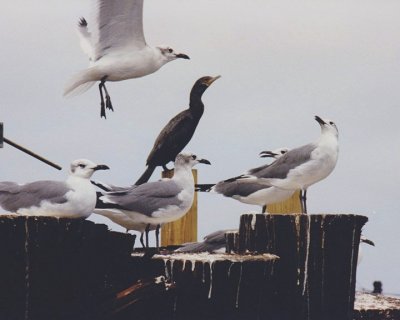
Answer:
top-left (170, 259), bottom-right (175, 281)
top-left (235, 263), bottom-right (243, 308)
top-left (208, 261), bottom-right (215, 299)
top-left (251, 214), bottom-right (257, 230)
top-left (228, 262), bottom-right (234, 278)
top-left (348, 221), bottom-right (357, 306)
top-left (202, 262), bottom-right (206, 283)
top-left (191, 259), bottom-right (196, 272)
top-left (302, 215), bottom-right (311, 297)
top-left (163, 259), bottom-right (170, 280)
top-left (24, 219), bottom-right (30, 320)
top-left (182, 259), bottom-right (187, 272)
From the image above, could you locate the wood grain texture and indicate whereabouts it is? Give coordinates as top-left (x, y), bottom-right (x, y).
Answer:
top-left (161, 169), bottom-right (197, 246)
top-left (267, 190), bottom-right (302, 214)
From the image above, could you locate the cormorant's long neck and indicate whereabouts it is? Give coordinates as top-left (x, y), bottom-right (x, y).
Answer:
top-left (189, 90), bottom-right (205, 119)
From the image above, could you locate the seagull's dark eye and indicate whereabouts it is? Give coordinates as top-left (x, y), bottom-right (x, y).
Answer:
top-left (329, 121), bottom-right (334, 125)
top-left (79, 164), bottom-right (86, 168)
top-left (191, 155), bottom-right (197, 160)
top-left (168, 48), bottom-right (173, 53)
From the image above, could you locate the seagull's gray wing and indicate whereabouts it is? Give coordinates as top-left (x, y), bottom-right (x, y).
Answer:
top-left (251, 143), bottom-right (317, 179)
top-left (92, 0), bottom-right (146, 60)
top-left (177, 229), bottom-right (233, 253)
top-left (102, 180), bottom-right (183, 217)
top-left (214, 180), bottom-right (272, 198)
top-left (0, 181), bottom-right (72, 212)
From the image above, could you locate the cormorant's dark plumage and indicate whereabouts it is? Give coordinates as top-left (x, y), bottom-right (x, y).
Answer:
top-left (135, 75), bottom-right (220, 185)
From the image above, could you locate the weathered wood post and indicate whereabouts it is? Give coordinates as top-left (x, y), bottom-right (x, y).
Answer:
top-left (235, 213), bottom-right (368, 320)
top-left (128, 252), bottom-right (279, 320)
top-left (268, 190), bottom-right (302, 214)
top-left (0, 215), bottom-right (138, 320)
top-left (161, 169), bottom-right (198, 246)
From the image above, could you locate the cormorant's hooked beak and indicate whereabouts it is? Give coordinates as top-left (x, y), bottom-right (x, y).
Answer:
top-left (315, 115), bottom-right (326, 126)
top-left (259, 151), bottom-right (277, 158)
top-left (198, 158), bottom-right (211, 165)
top-left (93, 164), bottom-right (110, 171)
top-left (204, 75), bottom-right (221, 86)
top-left (360, 237), bottom-right (375, 246)
top-left (175, 53), bottom-right (190, 59)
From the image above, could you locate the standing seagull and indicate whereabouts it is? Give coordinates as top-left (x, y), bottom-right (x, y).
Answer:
top-left (245, 116), bottom-right (339, 213)
top-left (64, 0), bottom-right (190, 118)
top-left (95, 152), bottom-right (211, 249)
top-left (0, 159), bottom-right (109, 218)
top-left (196, 147), bottom-right (293, 213)
top-left (135, 75), bottom-right (220, 185)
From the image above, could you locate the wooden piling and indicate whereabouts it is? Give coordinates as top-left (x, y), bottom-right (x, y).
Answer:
top-left (128, 252), bottom-right (279, 320)
top-left (267, 190), bottom-right (302, 214)
top-left (161, 169), bottom-right (198, 246)
top-left (237, 213), bottom-right (368, 320)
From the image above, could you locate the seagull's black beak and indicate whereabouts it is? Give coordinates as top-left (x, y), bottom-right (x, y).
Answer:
top-left (93, 164), bottom-right (110, 171)
top-left (198, 158), bottom-right (211, 165)
top-left (361, 238), bottom-right (375, 246)
top-left (315, 115), bottom-right (326, 126)
top-left (175, 53), bottom-right (190, 59)
top-left (259, 151), bottom-right (277, 158)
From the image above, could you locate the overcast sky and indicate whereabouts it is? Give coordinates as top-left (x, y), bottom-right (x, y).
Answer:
top-left (1, 0), bottom-right (400, 294)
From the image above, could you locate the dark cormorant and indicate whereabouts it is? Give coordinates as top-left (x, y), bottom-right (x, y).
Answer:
top-left (135, 75), bottom-right (220, 185)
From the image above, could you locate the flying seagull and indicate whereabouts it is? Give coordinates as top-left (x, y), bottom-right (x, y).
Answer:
top-left (135, 75), bottom-right (220, 185)
top-left (64, 0), bottom-right (190, 118)
top-left (196, 147), bottom-right (293, 213)
top-left (0, 159), bottom-right (109, 218)
top-left (94, 152), bottom-right (211, 249)
top-left (244, 116), bottom-right (339, 213)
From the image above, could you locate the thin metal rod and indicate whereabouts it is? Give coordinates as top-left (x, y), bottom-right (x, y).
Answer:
top-left (3, 137), bottom-right (62, 171)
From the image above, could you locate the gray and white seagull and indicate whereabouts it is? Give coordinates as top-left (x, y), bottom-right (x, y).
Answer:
top-left (196, 147), bottom-right (294, 213)
top-left (64, 0), bottom-right (190, 118)
top-left (0, 159), bottom-right (109, 218)
top-left (243, 116), bottom-right (339, 213)
top-left (94, 152), bottom-right (211, 249)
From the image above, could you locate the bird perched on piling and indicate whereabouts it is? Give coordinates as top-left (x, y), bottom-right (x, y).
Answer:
top-left (244, 116), bottom-right (339, 213)
top-left (64, 0), bottom-right (190, 118)
top-left (196, 147), bottom-right (294, 213)
top-left (94, 152), bottom-right (211, 249)
top-left (176, 229), bottom-right (235, 253)
top-left (135, 75), bottom-right (220, 185)
top-left (0, 159), bottom-right (109, 218)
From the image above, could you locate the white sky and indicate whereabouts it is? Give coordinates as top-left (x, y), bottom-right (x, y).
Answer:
top-left (1, 0), bottom-right (400, 294)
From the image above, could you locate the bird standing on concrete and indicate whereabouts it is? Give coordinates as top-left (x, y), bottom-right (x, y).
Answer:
top-left (64, 0), bottom-right (190, 118)
top-left (245, 116), bottom-right (339, 213)
top-left (0, 159), bottom-right (109, 218)
top-left (95, 153), bottom-right (211, 249)
top-left (196, 147), bottom-right (294, 213)
top-left (135, 75), bottom-right (220, 185)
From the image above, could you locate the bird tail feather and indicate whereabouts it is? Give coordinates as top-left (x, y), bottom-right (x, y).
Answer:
top-left (135, 166), bottom-right (156, 186)
top-left (63, 68), bottom-right (98, 97)
top-left (176, 241), bottom-right (220, 253)
top-left (195, 184), bottom-right (215, 192)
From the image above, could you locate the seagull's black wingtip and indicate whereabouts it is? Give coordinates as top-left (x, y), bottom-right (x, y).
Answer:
top-left (78, 17), bottom-right (87, 27)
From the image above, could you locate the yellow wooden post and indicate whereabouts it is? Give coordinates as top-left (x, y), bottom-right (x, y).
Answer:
top-left (267, 190), bottom-right (302, 214)
top-left (161, 169), bottom-right (198, 246)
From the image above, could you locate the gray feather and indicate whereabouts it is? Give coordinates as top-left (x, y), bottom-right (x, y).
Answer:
top-left (0, 181), bottom-right (71, 212)
top-left (102, 179), bottom-right (183, 217)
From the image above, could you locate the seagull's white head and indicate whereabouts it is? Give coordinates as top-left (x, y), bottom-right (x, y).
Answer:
top-left (259, 147), bottom-right (290, 159)
top-left (156, 45), bottom-right (190, 63)
top-left (175, 152), bottom-right (211, 169)
top-left (315, 116), bottom-right (339, 137)
top-left (70, 159), bottom-right (110, 179)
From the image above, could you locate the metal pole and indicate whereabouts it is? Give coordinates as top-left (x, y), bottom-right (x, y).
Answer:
top-left (3, 137), bottom-right (62, 170)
